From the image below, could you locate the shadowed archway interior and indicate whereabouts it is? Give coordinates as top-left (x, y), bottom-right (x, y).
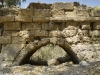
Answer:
top-left (18, 41), bottom-right (80, 65)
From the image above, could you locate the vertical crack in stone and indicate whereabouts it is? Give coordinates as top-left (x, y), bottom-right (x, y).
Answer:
top-left (12, 44), bottom-right (27, 63)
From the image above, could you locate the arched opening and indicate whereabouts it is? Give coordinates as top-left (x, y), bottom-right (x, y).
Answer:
top-left (29, 44), bottom-right (71, 65)
top-left (18, 42), bottom-right (79, 66)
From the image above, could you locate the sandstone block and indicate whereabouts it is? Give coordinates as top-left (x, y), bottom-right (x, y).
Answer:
top-left (51, 9), bottom-right (65, 18)
top-left (33, 16), bottom-right (50, 22)
top-left (0, 16), bottom-right (15, 23)
top-left (15, 16), bottom-right (32, 22)
top-left (92, 30), bottom-right (100, 37)
top-left (93, 22), bottom-right (100, 30)
top-left (77, 10), bottom-right (89, 17)
top-left (53, 2), bottom-right (74, 10)
top-left (66, 22), bottom-right (77, 30)
top-left (51, 22), bottom-right (65, 30)
top-left (65, 10), bottom-right (76, 17)
top-left (12, 37), bottom-right (26, 44)
top-left (82, 30), bottom-right (89, 36)
top-left (1, 44), bottom-right (25, 61)
top-left (51, 9), bottom-right (64, 15)
top-left (50, 37), bottom-right (57, 44)
top-left (72, 35), bottom-right (80, 44)
top-left (4, 22), bottom-right (21, 30)
top-left (33, 9), bottom-right (50, 22)
top-left (0, 36), bottom-right (11, 44)
top-left (83, 37), bottom-right (91, 42)
top-left (81, 22), bottom-right (90, 30)
top-left (17, 9), bottom-right (33, 16)
top-left (22, 23), bottom-right (41, 30)
top-left (3, 16), bottom-right (15, 22)
top-left (91, 10), bottom-right (100, 17)
top-left (62, 29), bottom-right (77, 37)
top-left (57, 38), bottom-right (65, 45)
top-left (27, 3), bottom-right (51, 9)
top-left (42, 23), bottom-right (50, 30)
top-left (28, 31), bottom-right (35, 37)
top-left (38, 38), bottom-right (50, 46)
top-left (65, 37), bottom-right (73, 44)
top-left (3, 31), bottom-right (19, 36)
top-left (49, 30), bottom-right (61, 37)
top-left (34, 30), bottom-right (48, 37)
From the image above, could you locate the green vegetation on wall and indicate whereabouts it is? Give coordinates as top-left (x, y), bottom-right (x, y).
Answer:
top-left (94, 6), bottom-right (100, 10)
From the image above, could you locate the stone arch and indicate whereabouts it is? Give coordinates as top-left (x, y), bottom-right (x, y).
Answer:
top-left (13, 38), bottom-right (79, 65)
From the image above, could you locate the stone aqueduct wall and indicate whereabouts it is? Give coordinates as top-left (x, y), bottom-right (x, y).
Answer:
top-left (0, 2), bottom-right (100, 66)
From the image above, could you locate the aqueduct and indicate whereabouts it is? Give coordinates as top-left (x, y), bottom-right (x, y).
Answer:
top-left (0, 2), bottom-right (100, 66)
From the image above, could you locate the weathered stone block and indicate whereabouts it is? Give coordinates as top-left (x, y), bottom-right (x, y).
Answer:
top-left (28, 31), bottom-right (35, 36)
top-left (27, 3), bottom-right (51, 9)
top-left (49, 30), bottom-right (61, 37)
top-left (82, 30), bottom-right (89, 36)
top-left (51, 9), bottom-right (65, 18)
top-left (4, 22), bottom-right (21, 30)
top-left (92, 30), bottom-right (100, 37)
top-left (1, 44), bottom-right (25, 61)
top-left (66, 22), bottom-right (77, 30)
top-left (53, 2), bottom-right (74, 10)
top-left (17, 9), bottom-right (33, 16)
top-left (15, 16), bottom-right (32, 22)
top-left (34, 30), bottom-right (49, 37)
top-left (50, 37), bottom-right (57, 44)
top-left (51, 22), bottom-right (65, 30)
top-left (57, 38), bottom-right (65, 45)
top-left (72, 35), bottom-right (80, 44)
top-left (66, 37), bottom-right (73, 44)
top-left (3, 31), bottom-right (19, 36)
top-left (0, 16), bottom-right (14, 23)
top-left (33, 9), bottom-right (50, 22)
top-left (12, 37), bottom-right (25, 44)
top-left (62, 29), bottom-right (77, 37)
top-left (91, 10), bottom-right (100, 17)
top-left (83, 37), bottom-right (91, 42)
top-left (3, 16), bottom-right (15, 22)
top-left (81, 22), bottom-right (90, 30)
top-left (51, 9), bottom-right (64, 15)
top-left (77, 10), bottom-right (89, 17)
top-left (93, 22), bottom-right (100, 30)
top-left (65, 10), bottom-right (76, 17)
top-left (0, 36), bottom-right (11, 44)
top-left (42, 23), bottom-right (50, 30)
top-left (22, 23), bottom-right (41, 30)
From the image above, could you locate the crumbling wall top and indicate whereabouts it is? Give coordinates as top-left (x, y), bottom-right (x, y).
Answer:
top-left (0, 2), bottom-right (100, 23)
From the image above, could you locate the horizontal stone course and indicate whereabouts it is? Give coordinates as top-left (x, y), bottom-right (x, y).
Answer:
top-left (4, 22), bottom-right (21, 30)
top-left (3, 31), bottom-right (19, 36)
top-left (22, 22), bottom-right (42, 30)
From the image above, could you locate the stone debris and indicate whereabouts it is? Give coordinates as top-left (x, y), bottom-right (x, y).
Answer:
top-left (47, 59), bottom-right (59, 66)
top-left (0, 61), bottom-right (100, 75)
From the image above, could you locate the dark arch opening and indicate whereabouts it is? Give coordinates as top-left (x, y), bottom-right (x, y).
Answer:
top-left (19, 43), bottom-right (79, 65)
top-left (29, 44), bottom-right (71, 65)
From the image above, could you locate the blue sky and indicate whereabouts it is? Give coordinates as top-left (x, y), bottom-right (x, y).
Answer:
top-left (21, 0), bottom-right (100, 8)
